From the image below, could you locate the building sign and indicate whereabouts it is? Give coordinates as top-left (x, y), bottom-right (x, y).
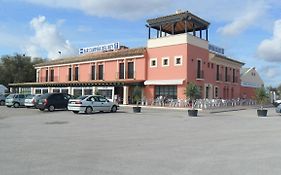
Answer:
top-left (241, 82), bottom-right (261, 88)
top-left (209, 44), bottom-right (224, 55)
top-left (79, 42), bottom-right (120, 54)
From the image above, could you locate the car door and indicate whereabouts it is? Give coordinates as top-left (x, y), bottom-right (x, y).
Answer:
top-left (89, 96), bottom-right (101, 111)
top-left (62, 94), bottom-right (70, 108)
top-left (51, 94), bottom-right (62, 109)
top-left (19, 94), bottom-right (25, 105)
top-left (98, 96), bottom-right (112, 111)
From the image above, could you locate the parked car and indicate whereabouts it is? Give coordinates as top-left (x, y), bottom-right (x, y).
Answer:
top-left (68, 95), bottom-right (119, 114)
top-left (5, 94), bottom-right (28, 108)
top-left (0, 94), bottom-right (6, 106)
top-left (276, 104), bottom-right (281, 113)
top-left (273, 99), bottom-right (281, 107)
top-left (24, 94), bottom-right (41, 108)
top-left (37, 93), bottom-right (72, 112)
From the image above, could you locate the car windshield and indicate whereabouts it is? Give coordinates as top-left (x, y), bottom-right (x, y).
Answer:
top-left (35, 95), bottom-right (41, 99)
top-left (76, 96), bottom-right (88, 100)
top-left (39, 93), bottom-right (50, 99)
top-left (26, 95), bottom-right (35, 99)
top-left (6, 94), bottom-right (15, 99)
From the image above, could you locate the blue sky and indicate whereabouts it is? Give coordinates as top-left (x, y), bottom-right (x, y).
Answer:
top-left (0, 0), bottom-right (281, 87)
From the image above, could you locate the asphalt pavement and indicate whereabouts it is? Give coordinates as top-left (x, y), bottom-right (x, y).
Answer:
top-left (0, 106), bottom-right (281, 175)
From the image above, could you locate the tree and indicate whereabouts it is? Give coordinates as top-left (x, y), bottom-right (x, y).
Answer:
top-left (184, 82), bottom-right (200, 109)
top-left (0, 54), bottom-right (45, 87)
top-left (255, 87), bottom-right (269, 110)
top-left (132, 86), bottom-right (142, 105)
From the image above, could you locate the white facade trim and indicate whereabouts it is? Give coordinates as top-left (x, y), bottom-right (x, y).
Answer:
top-left (144, 79), bottom-right (184, 85)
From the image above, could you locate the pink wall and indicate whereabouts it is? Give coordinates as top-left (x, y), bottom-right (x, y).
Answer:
top-left (58, 66), bottom-right (69, 82)
top-left (38, 57), bottom-right (146, 83)
top-left (104, 61), bottom-right (117, 81)
top-left (146, 44), bottom-right (188, 80)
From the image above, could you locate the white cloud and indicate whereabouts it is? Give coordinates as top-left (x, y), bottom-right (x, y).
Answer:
top-left (260, 65), bottom-right (281, 86)
top-left (217, 1), bottom-right (268, 36)
top-left (257, 19), bottom-right (281, 62)
top-left (22, 0), bottom-right (169, 20)
top-left (26, 16), bottom-right (76, 59)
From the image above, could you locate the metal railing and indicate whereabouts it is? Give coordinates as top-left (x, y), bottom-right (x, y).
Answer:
top-left (139, 97), bottom-right (257, 109)
top-left (196, 70), bottom-right (204, 79)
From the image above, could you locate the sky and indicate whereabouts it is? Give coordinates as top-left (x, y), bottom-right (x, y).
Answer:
top-left (0, 0), bottom-right (281, 87)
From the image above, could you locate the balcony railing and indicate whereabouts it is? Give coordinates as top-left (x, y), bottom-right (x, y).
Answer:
top-left (196, 70), bottom-right (204, 79)
top-left (40, 76), bottom-right (59, 82)
top-left (116, 71), bottom-right (135, 80)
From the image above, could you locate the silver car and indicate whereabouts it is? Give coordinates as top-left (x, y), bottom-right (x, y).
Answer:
top-left (5, 94), bottom-right (28, 108)
top-left (24, 94), bottom-right (41, 108)
top-left (67, 95), bottom-right (119, 114)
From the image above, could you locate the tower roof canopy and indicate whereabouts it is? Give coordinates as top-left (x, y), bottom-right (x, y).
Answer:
top-left (146, 11), bottom-right (210, 34)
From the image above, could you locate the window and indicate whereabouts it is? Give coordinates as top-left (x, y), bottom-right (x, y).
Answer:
top-left (84, 89), bottom-right (93, 95)
top-left (119, 62), bottom-right (124, 79)
top-left (68, 67), bottom-right (72, 81)
top-left (155, 85), bottom-right (177, 99)
top-left (99, 89), bottom-right (112, 99)
top-left (233, 69), bottom-right (236, 83)
top-left (162, 57), bottom-right (169, 67)
top-left (42, 89), bottom-right (48, 94)
top-left (91, 65), bottom-right (96, 80)
top-left (197, 59), bottom-right (203, 79)
top-left (225, 67), bottom-right (228, 82)
top-left (35, 89), bottom-right (41, 94)
top-left (174, 56), bottom-right (182, 66)
top-left (45, 69), bottom-right (48, 82)
top-left (74, 66), bottom-right (79, 81)
top-left (50, 69), bottom-right (54, 82)
top-left (216, 65), bottom-right (220, 81)
top-left (73, 89), bottom-right (82, 97)
top-left (53, 89), bottom-right (60, 93)
top-left (150, 58), bottom-right (157, 67)
top-left (61, 89), bottom-right (68, 94)
top-left (127, 62), bottom-right (134, 79)
top-left (214, 87), bottom-right (219, 98)
top-left (98, 64), bottom-right (104, 80)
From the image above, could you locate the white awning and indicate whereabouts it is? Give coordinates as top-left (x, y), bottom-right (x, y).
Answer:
top-left (144, 79), bottom-right (184, 85)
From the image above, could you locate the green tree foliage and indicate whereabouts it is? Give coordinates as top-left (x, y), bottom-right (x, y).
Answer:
top-left (132, 86), bottom-right (142, 105)
top-left (0, 54), bottom-right (45, 87)
top-left (255, 87), bottom-right (269, 109)
top-left (184, 82), bottom-right (200, 101)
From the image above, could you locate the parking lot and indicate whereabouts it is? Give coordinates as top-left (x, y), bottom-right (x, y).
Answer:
top-left (1, 106), bottom-right (281, 175)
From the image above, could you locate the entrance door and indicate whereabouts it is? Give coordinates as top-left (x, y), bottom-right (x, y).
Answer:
top-left (114, 86), bottom-right (123, 104)
top-left (205, 84), bottom-right (213, 99)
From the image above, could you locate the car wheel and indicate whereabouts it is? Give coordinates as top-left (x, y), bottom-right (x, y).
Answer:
top-left (48, 105), bottom-right (55, 112)
top-left (0, 100), bottom-right (5, 106)
top-left (85, 106), bottom-right (93, 114)
top-left (111, 105), bottom-right (117, 113)
top-left (13, 102), bottom-right (20, 108)
top-left (72, 111), bottom-right (79, 114)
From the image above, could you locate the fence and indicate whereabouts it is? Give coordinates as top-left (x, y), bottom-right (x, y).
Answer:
top-left (139, 97), bottom-right (256, 110)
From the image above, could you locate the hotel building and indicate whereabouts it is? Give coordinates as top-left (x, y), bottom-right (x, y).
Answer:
top-left (10, 11), bottom-right (248, 104)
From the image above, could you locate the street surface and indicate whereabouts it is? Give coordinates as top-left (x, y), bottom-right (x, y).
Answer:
top-left (0, 106), bottom-right (281, 175)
